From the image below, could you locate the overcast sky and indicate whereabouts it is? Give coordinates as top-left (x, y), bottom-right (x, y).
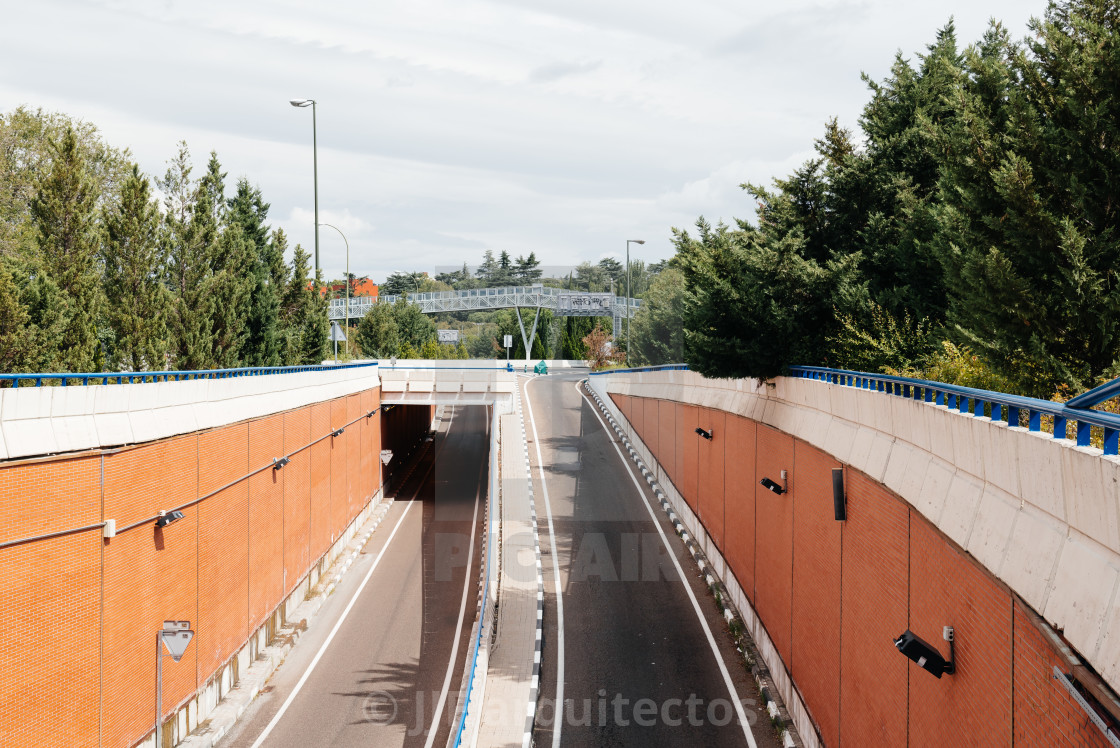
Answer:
top-left (1, 0), bottom-right (1041, 283)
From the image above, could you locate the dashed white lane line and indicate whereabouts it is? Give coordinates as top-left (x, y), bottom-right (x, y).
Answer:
top-left (523, 377), bottom-right (566, 748)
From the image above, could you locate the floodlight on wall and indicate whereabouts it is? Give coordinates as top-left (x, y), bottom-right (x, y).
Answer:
top-left (832, 468), bottom-right (846, 521)
top-left (894, 627), bottom-right (955, 678)
top-left (155, 510), bottom-right (184, 528)
top-left (273, 457), bottom-right (290, 470)
top-left (760, 470), bottom-right (788, 495)
top-left (366, 408), bottom-right (379, 420)
top-left (332, 427), bottom-right (345, 438)
top-left (695, 427), bottom-right (713, 440)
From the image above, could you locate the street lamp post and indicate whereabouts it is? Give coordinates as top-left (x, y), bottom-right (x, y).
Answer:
top-left (320, 222), bottom-right (349, 354)
top-left (289, 98), bottom-right (319, 272)
top-left (626, 239), bottom-right (645, 364)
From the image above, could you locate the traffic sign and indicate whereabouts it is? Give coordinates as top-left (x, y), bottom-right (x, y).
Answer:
top-left (330, 322), bottom-right (347, 342)
top-left (160, 629), bottom-right (194, 662)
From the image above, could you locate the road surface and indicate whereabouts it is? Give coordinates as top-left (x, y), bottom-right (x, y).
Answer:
top-left (220, 405), bottom-right (487, 748)
top-left (525, 374), bottom-right (777, 748)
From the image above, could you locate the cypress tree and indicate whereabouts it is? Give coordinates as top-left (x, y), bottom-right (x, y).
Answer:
top-left (159, 144), bottom-right (216, 370)
top-left (29, 127), bottom-right (102, 371)
top-left (228, 178), bottom-right (280, 366)
top-left (102, 164), bottom-right (170, 370)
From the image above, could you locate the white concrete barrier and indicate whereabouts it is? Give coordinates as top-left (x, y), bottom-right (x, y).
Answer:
top-left (589, 369), bottom-right (1120, 694)
top-left (0, 365), bottom-right (382, 460)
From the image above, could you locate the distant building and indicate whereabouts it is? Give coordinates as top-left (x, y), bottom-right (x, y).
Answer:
top-left (308, 278), bottom-right (378, 298)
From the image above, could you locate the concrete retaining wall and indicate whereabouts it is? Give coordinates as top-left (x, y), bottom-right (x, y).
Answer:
top-left (588, 371), bottom-right (1120, 747)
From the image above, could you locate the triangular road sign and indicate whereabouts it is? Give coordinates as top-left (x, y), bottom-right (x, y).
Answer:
top-left (330, 322), bottom-right (347, 342)
top-left (161, 629), bottom-right (194, 662)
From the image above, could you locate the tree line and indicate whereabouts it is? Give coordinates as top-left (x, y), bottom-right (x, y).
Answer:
top-left (630, 0), bottom-right (1119, 399)
top-left (0, 108), bottom-right (329, 376)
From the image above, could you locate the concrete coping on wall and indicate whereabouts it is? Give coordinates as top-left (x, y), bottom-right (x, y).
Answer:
top-left (0, 365), bottom-right (382, 461)
top-left (588, 369), bottom-right (1120, 700)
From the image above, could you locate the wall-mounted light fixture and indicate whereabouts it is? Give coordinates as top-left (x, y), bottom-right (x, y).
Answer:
top-left (894, 627), bottom-right (955, 678)
top-left (273, 457), bottom-right (290, 471)
top-left (366, 409), bottom-right (378, 420)
top-left (155, 510), bottom-right (185, 528)
top-left (331, 427), bottom-right (345, 438)
top-left (832, 468), bottom-right (846, 521)
top-left (760, 470), bottom-right (788, 495)
top-left (695, 427), bottom-right (713, 440)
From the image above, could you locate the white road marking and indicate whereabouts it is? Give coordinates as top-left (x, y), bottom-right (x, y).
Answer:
top-left (578, 382), bottom-right (758, 748)
top-left (248, 497), bottom-right (419, 748)
top-left (523, 377), bottom-right (566, 748)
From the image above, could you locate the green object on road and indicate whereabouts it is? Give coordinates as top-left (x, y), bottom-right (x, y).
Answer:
top-left (534, 360), bottom-right (548, 375)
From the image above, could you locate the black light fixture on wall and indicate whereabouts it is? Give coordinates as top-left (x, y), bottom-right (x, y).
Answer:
top-left (894, 627), bottom-right (956, 678)
top-left (760, 470), bottom-right (787, 495)
top-left (695, 427), bottom-right (713, 440)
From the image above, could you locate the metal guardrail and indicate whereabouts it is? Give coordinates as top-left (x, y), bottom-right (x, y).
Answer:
top-left (791, 366), bottom-right (1120, 456)
top-left (0, 361), bottom-right (378, 388)
top-left (588, 363), bottom-right (691, 376)
top-left (451, 404), bottom-right (499, 747)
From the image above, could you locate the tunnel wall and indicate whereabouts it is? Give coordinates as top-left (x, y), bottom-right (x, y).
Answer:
top-left (592, 370), bottom-right (1118, 748)
top-left (0, 384), bottom-right (387, 748)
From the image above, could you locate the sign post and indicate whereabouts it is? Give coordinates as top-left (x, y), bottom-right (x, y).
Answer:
top-left (156, 621), bottom-right (193, 747)
top-left (503, 334), bottom-right (513, 362)
top-left (329, 321), bottom-right (347, 363)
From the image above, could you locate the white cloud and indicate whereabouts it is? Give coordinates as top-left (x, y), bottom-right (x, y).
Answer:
top-left (2, 0), bottom-right (1043, 284)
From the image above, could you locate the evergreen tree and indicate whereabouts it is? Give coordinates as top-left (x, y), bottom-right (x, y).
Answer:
top-left (30, 127), bottom-right (102, 371)
top-left (934, 4), bottom-right (1120, 395)
top-left (476, 250), bottom-right (498, 285)
top-left (630, 266), bottom-right (686, 366)
top-left (391, 296), bottom-right (436, 349)
top-left (493, 250), bottom-right (514, 286)
top-left (598, 257), bottom-right (624, 289)
top-left (0, 265), bottom-right (32, 373)
top-left (207, 220), bottom-right (253, 367)
top-left (228, 178), bottom-right (280, 366)
top-left (356, 302), bottom-right (400, 358)
top-left (102, 164), bottom-right (170, 370)
top-left (160, 145), bottom-right (216, 370)
top-left (677, 218), bottom-right (865, 379)
top-left (301, 266), bottom-right (330, 363)
top-left (513, 252), bottom-right (542, 284)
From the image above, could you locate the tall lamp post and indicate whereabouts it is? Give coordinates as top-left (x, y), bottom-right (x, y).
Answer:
top-left (626, 239), bottom-right (645, 364)
top-left (320, 223), bottom-right (349, 354)
top-left (289, 98), bottom-right (319, 272)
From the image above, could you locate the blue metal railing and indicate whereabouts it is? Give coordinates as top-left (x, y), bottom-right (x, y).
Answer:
top-left (0, 361), bottom-right (378, 388)
top-left (450, 404), bottom-right (499, 746)
top-left (588, 363), bottom-right (691, 376)
top-left (790, 366), bottom-right (1120, 456)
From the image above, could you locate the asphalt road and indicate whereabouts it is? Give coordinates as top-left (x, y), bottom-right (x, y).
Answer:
top-left (220, 405), bottom-right (487, 748)
top-left (525, 374), bottom-right (777, 748)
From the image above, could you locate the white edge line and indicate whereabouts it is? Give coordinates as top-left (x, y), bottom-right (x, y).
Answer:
top-left (249, 498), bottom-right (419, 748)
top-left (578, 382), bottom-right (758, 748)
top-left (523, 376), bottom-right (565, 748)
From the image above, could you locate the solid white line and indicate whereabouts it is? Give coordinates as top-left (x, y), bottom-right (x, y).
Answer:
top-left (578, 383), bottom-right (758, 748)
top-left (423, 420), bottom-right (482, 748)
top-left (249, 498), bottom-right (418, 748)
top-left (523, 377), bottom-right (565, 748)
